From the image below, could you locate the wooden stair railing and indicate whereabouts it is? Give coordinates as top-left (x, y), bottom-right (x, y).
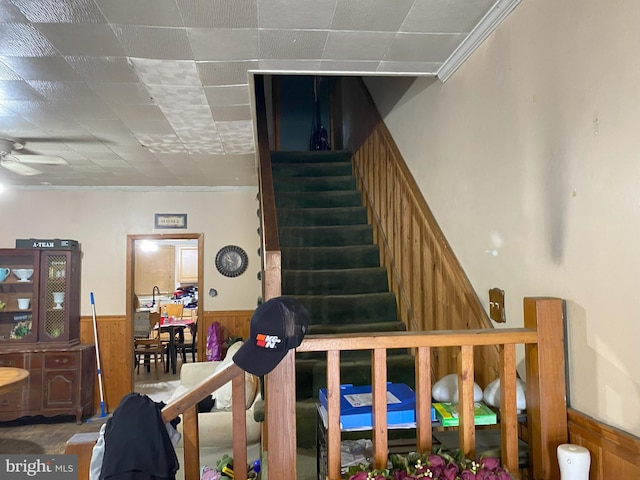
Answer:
top-left (65, 362), bottom-right (249, 480)
top-left (161, 362), bottom-right (248, 480)
top-left (266, 297), bottom-right (567, 480)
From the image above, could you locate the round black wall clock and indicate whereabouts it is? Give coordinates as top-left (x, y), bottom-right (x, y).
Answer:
top-left (215, 245), bottom-right (249, 278)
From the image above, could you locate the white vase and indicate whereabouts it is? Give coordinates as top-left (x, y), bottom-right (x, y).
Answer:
top-left (557, 444), bottom-right (590, 480)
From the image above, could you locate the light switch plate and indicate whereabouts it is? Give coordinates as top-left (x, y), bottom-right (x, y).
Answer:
top-left (489, 288), bottom-right (506, 323)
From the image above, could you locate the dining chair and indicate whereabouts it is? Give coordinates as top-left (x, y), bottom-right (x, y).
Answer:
top-left (133, 312), bottom-right (165, 379)
top-left (175, 321), bottom-right (197, 363)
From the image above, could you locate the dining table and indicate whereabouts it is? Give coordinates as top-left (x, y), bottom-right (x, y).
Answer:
top-left (154, 317), bottom-right (195, 374)
top-left (0, 367), bottom-right (29, 395)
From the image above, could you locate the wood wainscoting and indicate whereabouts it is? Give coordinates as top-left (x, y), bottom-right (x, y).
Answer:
top-left (567, 408), bottom-right (640, 479)
top-left (80, 315), bottom-right (130, 415)
top-left (198, 310), bottom-right (253, 360)
top-left (79, 309), bottom-right (253, 414)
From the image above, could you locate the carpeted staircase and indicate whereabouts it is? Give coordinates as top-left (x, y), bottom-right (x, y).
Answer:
top-left (271, 150), bottom-right (416, 447)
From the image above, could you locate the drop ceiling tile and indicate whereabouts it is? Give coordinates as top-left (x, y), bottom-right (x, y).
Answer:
top-left (204, 85), bottom-right (250, 106)
top-left (217, 120), bottom-right (255, 154)
top-left (377, 61), bottom-right (440, 74)
top-left (0, 24), bottom-right (58, 56)
top-left (384, 33), bottom-right (466, 63)
top-left (224, 152), bottom-right (257, 169)
top-left (89, 83), bottom-right (154, 105)
top-left (95, 0), bottom-right (184, 27)
top-left (188, 28), bottom-right (258, 61)
top-left (91, 158), bottom-right (132, 168)
top-left (324, 31), bottom-right (395, 61)
top-left (319, 60), bottom-right (380, 72)
top-left (27, 80), bottom-right (103, 102)
top-left (211, 105), bottom-right (252, 122)
top-left (257, 0), bottom-right (336, 29)
top-left (259, 30), bottom-right (327, 59)
top-left (47, 98), bottom-right (119, 119)
top-left (145, 85), bottom-right (208, 107)
top-left (332, 0), bottom-right (414, 32)
top-left (65, 56), bottom-right (139, 82)
top-left (0, 60), bottom-right (25, 80)
top-left (0, 1), bottom-right (28, 22)
top-left (131, 59), bottom-right (200, 87)
top-left (0, 115), bottom-right (39, 134)
top-left (36, 24), bottom-right (126, 56)
top-left (197, 61), bottom-right (257, 86)
top-left (136, 133), bottom-right (186, 153)
top-left (401, 0), bottom-right (495, 33)
top-left (11, 0), bottom-right (107, 23)
top-left (0, 56), bottom-right (80, 81)
top-left (258, 59), bottom-right (321, 71)
top-left (71, 119), bottom-right (142, 146)
top-left (111, 105), bottom-right (174, 134)
top-left (0, 80), bottom-right (46, 100)
top-left (112, 26), bottom-right (193, 60)
top-left (176, 0), bottom-right (257, 28)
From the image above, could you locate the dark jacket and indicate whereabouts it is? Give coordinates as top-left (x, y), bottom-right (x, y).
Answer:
top-left (99, 393), bottom-right (179, 480)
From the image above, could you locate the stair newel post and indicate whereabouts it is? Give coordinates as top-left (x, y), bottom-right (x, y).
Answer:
top-left (524, 297), bottom-right (567, 480)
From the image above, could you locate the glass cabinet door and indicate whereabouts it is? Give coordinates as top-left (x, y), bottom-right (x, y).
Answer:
top-left (40, 251), bottom-right (70, 342)
top-left (0, 250), bottom-right (39, 343)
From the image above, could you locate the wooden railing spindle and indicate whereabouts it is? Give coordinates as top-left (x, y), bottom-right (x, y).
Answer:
top-left (500, 343), bottom-right (519, 477)
top-left (371, 348), bottom-right (388, 470)
top-left (232, 373), bottom-right (248, 480)
top-left (415, 346), bottom-right (433, 453)
top-left (458, 345), bottom-right (476, 459)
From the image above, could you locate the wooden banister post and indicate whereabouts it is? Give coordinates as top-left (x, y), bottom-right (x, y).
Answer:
top-left (524, 297), bottom-right (567, 480)
top-left (182, 405), bottom-right (200, 480)
top-left (265, 349), bottom-right (297, 480)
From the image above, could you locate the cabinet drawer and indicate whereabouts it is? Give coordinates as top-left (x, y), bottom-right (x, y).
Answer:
top-left (44, 353), bottom-right (78, 369)
top-left (0, 391), bottom-right (25, 412)
top-left (0, 354), bottom-right (25, 368)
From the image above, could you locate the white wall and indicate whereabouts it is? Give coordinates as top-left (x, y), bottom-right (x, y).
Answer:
top-left (366, 0), bottom-right (640, 436)
top-left (0, 188), bottom-right (261, 316)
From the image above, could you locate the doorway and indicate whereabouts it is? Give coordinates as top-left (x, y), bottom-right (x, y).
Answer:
top-left (126, 233), bottom-right (204, 393)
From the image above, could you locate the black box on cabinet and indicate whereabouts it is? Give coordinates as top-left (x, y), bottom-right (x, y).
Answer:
top-left (15, 239), bottom-right (80, 251)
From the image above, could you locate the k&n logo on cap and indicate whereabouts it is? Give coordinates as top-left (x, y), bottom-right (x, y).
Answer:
top-left (256, 333), bottom-right (282, 349)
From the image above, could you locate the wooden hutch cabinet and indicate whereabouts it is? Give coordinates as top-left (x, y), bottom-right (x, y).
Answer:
top-left (0, 247), bottom-right (95, 423)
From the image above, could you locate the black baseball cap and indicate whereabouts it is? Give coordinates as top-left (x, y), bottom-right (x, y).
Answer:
top-left (233, 296), bottom-right (309, 376)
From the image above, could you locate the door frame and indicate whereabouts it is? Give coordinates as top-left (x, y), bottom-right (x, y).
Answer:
top-left (126, 233), bottom-right (204, 390)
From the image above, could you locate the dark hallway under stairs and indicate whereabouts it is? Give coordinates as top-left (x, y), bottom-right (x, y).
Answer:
top-left (271, 150), bottom-right (416, 447)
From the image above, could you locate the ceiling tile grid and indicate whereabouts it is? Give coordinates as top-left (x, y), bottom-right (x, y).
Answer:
top-left (0, 0), bottom-right (513, 187)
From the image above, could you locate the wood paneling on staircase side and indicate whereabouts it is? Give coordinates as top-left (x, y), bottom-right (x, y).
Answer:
top-left (340, 77), bottom-right (499, 388)
top-left (80, 315), bottom-right (130, 415)
top-left (197, 310), bottom-right (253, 360)
top-left (568, 408), bottom-right (640, 479)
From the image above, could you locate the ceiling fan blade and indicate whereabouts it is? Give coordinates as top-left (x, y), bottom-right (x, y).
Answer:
top-left (1, 160), bottom-right (42, 176)
top-left (9, 154), bottom-right (67, 165)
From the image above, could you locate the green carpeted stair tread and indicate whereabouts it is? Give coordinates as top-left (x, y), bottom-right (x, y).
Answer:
top-left (282, 267), bottom-right (389, 295)
top-left (277, 206), bottom-right (368, 227)
top-left (271, 150), bottom-right (352, 163)
top-left (281, 245), bottom-right (380, 270)
top-left (273, 175), bottom-right (356, 192)
top-left (307, 321), bottom-right (406, 335)
top-left (272, 162), bottom-right (353, 178)
top-left (288, 293), bottom-right (397, 325)
top-left (275, 190), bottom-right (362, 209)
top-left (279, 225), bottom-right (373, 247)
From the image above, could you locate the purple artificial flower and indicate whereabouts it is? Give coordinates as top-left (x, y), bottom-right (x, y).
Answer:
top-left (481, 458), bottom-right (501, 471)
top-left (393, 470), bottom-right (410, 480)
top-left (460, 470), bottom-right (477, 480)
top-left (442, 463), bottom-right (460, 480)
top-left (373, 474), bottom-right (387, 480)
top-left (427, 454), bottom-right (446, 468)
top-left (349, 472), bottom-right (369, 480)
top-left (497, 468), bottom-right (512, 480)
